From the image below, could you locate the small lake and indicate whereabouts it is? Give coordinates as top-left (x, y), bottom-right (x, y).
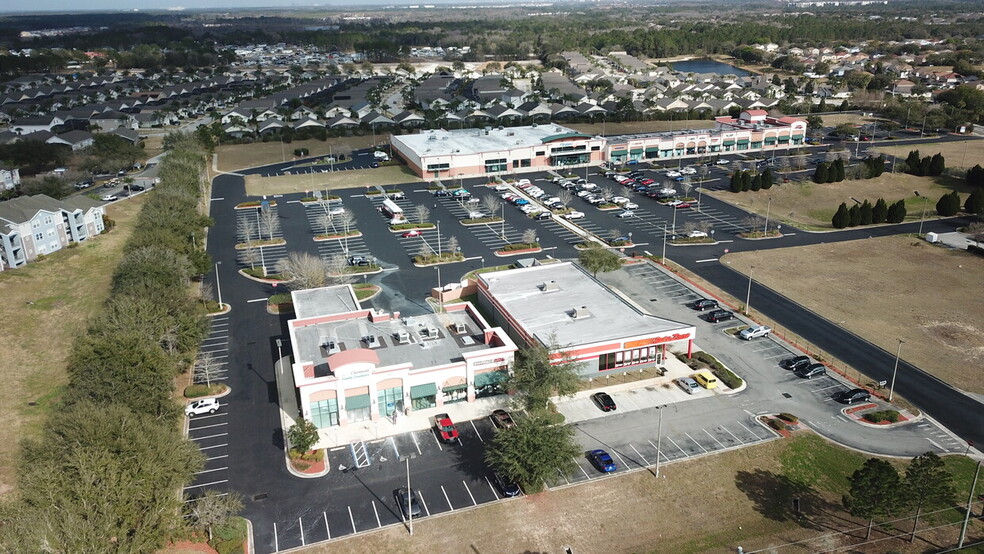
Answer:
top-left (670, 59), bottom-right (750, 77)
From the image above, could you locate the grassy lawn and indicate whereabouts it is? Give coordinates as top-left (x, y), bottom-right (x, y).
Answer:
top-left (707, 171), bottom-right (967, 229)
top-left (296, 434), bottom-right (982, 554)
top-left (243, 165), bottom-right (423, 196)
top-left (876, 138), bottom-right (984, 171)
top-left (722, 235), bottom-right (984, 395)
top-left (216, 136), bottom-right (382, 172)
top-left (0, 194), bottom-right (147, 497)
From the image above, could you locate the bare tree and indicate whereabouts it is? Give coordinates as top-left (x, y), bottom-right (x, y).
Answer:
top-left (337, 209), bottom-right (357, 253)
top-left (186, 490), bottom-right (244, 541)
top-left (241, 242), bottom-right (259, 270)
top-left (481, 195), bottom-right (502, 216)
top-left (965, 222), bottom-right (984, 246)
top-left (194, 351), bottom-right (224, 387)
top-left (259, 208), bottom-right (281, 240)
top-left (600, 185), bottom-right (615, 200)
top-left (237, 218), bottom-right (257, 243)
top-left (680, 180), bottom-right (693, 198)
top-left (317, 212), bottom-right (335, 236)
top-left (742, 215), bottom-right (766, 233)
top-left (414, 204), bottom-right (430, 224)
top-left (778, 156), bottom-right (791, 174)
top-left (697, 221), bottom-right (713, 234)
top-left (326, 253), bottom-right (355, 285)
top-left (607, 228), bottom-right (622, 243)
top-left (557, 190), bottom-right (573, 207)
top-left (620, 185), bottom-right (633, 199)
top-left (792, 153), bottom-right (808, 170)
top-left (277, 252), bottom-right (328, 290)
top-left (446, 235), bottom-right (460, 254)
top-left (681, 221), bottom-right (698, 235)
top-left (522, 228), bottom-right (537, 246)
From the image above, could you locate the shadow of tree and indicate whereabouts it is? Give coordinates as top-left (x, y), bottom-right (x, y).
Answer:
top-left (734, 469), bottom-right (831, 528)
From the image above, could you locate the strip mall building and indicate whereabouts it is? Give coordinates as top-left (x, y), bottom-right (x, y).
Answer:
top-left (287, 262), bottom-right (695, 430)
top-left (390, 110), bottom-right (807, 179)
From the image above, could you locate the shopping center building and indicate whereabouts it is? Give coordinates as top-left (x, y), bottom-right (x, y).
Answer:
top-left (476, 262), bottom-right (697, 375)
top-left (390, 111), bottom-right (807, 178)
top-left (286, 286), bottom-right (518, 429)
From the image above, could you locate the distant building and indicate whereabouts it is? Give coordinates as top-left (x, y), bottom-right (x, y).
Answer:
top-left (0, 194), bottom-right (105, 271)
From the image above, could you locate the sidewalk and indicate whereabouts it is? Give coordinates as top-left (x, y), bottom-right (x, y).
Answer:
top-left (275, 344), bottom-right (736, 451)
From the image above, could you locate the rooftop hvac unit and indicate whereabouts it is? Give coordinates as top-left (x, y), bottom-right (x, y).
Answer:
top-left (427, 326), bottom-right (439, 337)
top-left (570, 306), bottom-right (592, 319)
top-left (454, 322), bottom-right (467, 334)
top-left (324, 340), bottom-right (340, 354)
top-left (363, 335), bottom-right (379, 347)
top-left (396, 331), bottom-right (411, 344)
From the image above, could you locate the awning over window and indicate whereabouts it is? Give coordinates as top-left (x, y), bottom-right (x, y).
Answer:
top-left (474, 370), bottom-right (508, 387)
top-left (722, 140), bottom-right (736, 146)
top-left (410, 383), bottom-right (438, 398)
top-left (442, 384), bottom-right (468, 393)
top-left (644, 147), bottom-right (660, 153)
top-left (778, 136), bottom-right (790, 142)
top-left (629, 148), bottom-right (643, 154)
top-left (791, 134), bottom-right (804, 140)
top-left (764, 137), bottom-right (777, 144)
top-left (737, 138), bottom-right (750, 144)
top-left (346, 394), bottom-right (371, 410)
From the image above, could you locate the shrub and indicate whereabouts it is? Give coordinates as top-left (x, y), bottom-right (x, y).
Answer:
top-left (777, 412), bottom-right (799, 423)
top-left (268, 293), bottom-right (293, 305)
top-left (872, 198), bottom-right (888, 224)
top-left (863, 410), bottom-right (901, 423)
top-left (832, 202), bottom-right (850, 228)
top-left (767, 418), bottom-right (789, 431)
top-left (501, 242), bottom-right (540, 251)
top-left (184, 384), bottom-right (224, 398)
top-left (936, 191), bottom-right (961, 217)
top-left (965, 188), bottom-right (984, 215)
top-left (293, 148), bottom-right (309, 156)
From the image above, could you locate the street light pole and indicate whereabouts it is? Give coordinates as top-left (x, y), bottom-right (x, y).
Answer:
top-left (744, 265), bottom-right (754, 316)
top-left (671, 205), bottom-right (678, 234)
top-left (661, 225), bottom-right (668, 265)
top-left (764, 197), bottom-right (772, 235)
top-left (276, 338), bottom-right (283, 375)
top-left (915, 191), bottom-right (928, 236)
top-left (214, 261), bottom-right (223, 310)
top-left (889, 338), bottom-right (904, 402)
top-left (399, 453), bottom-right (416, 535)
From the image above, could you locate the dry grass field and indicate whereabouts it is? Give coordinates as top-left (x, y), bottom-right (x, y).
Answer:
top-left (876, 138), bottom-right (984, 171)
top-left (216, 136), bottom-right (380, 172)
top-left (723, 236), bottom-right (984, 396)
top-left (706, 172), bottom-right (967, 229)
top-left (296, 434), bottom-right (981, 554)
top-left (243, 165), bottom-right (423, 196)
top-left (0, 195), bottom-right (147, 496)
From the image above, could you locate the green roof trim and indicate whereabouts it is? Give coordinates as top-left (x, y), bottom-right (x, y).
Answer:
top-left (722, 140), bottom-right (735, 146)
top-left (541, 132), bottom-right (593, 143)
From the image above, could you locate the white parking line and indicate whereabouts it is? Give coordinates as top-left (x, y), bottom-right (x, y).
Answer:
top-left (812, 383), bottom-right (842, 392)
top-left (183, 479), bottom-right (228, 489)
top-left (926, 438), bottom-right (946, 451)
top-left (647, 440), bottom-right (670, 462)
top-left (721, 426), bottom-right (745, 445)
top-left (575, 457), bottom-right (591, 479)
top-left (273, 523), bottom-right (278, 552)
top-left (192, 432), bottom-right (228, 441)
top-left (194, 467), bottom-right (228, 475)
top-left (190, 422), bottom-right (228, 431)
top-left (372, 500), bottom-right (381, 528)
top-left (246, 298), bottom-right (267, 303)
top-left (463, 481), bottom-right (477, 506)
top-left (557, 467), bottom-right (570, 484)
top-left (611, 449), bottom-right (630, 469)
top-left (469, 420), bottom-right (484, 442)
top-left (432, 430), bottom-right (443, 451)
top-left (418, 490), bottom-right (431, 516)
top-left (205, 454), bottom-right (228, 461)
top-left (666, 436), bottom-right (689, 457)
top-left (299, 517), bottom-right (305, 546)
top-left (441, 485), bottom-right (454, 511)
top-left (695, 258), bottom-right (719, 263)
top-left (323, 512), bottom-right (331, 540)
top-left (630, 443), bottom-right (650, 465)
top-left (484, 476), bottom-right (500, 499)
top-left (703, 429), bottom-right (728, 449)
top-left (198, 443), bottom-right (228, 451)
top-left (348, 506), bottom-right (356, 533)
top-left (389, 436), bottom-right (400, 459)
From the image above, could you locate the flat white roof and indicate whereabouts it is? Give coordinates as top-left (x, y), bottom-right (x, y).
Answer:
top-left (480, 262), bottom-right (690, 348)
top-left (393, 124), bottom-right (588, 157)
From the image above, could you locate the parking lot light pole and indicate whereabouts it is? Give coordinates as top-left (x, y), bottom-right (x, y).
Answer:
top-left (671, 205), bottom-right (678, 234)
top-left (655, 405), bottom-right (665, 478)
top-left (276, 338), bottom-right (283, 375)
top-left (399, 453), bottom-right (416, 535)
top-left (661, 225), bottom-right (668, 265)
top-left (744, 266), bottom-right (754, 316)
top-left (764, 197), bottom-right (772, 235)
top-left (214, 261), bottom-right (223, 310)
top-left (915, 191), bottom-right (928, 236)
top-left (889, 338), bottom-right (904, 402)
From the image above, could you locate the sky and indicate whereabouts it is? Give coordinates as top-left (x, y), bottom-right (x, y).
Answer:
top-left (1, 1), bottom-right (367, 13)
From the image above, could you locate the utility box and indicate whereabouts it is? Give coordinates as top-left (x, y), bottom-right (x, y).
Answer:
top-left (926, 232), bottom-right (938, 243)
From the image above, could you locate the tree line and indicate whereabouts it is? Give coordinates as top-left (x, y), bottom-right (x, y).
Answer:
top-left (832, 197), bottom-right (907, 228)
top-left (0, 134), bottom-right (221, 551)
top-left (729, 168), bottom-right (775, 192)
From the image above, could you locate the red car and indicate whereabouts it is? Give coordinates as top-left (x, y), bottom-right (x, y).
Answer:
top-left (435, 413), bottom-right (459, 442)
top-left (401, 229), bottom-right (422, 237)
top-left (674, 202), bottom-right (692, 209)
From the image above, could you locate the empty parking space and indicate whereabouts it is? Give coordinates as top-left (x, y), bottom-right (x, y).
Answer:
top-left (195, 315), bottom-right (230, 383)
top-left (185, 410), bottom-right (231, 497)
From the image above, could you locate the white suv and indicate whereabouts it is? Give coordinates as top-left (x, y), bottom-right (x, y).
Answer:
top-left (185, 398), bottom-right (220, 417)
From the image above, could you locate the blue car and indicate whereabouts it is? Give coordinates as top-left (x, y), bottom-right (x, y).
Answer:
top-left (513, 198), bottom-right (529, 206)
top-left (589, 449), bottom-right (617, 473)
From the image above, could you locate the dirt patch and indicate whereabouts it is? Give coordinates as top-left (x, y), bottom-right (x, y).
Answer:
top-left (706, 171), bottom-right (963, 229)
top-left (875, 138), bottom-right (984, 171)
top-left (723, 235), bottom-right (984, 395)
top-left (820, 113), bottom-right (885, 127)
top-left (216, 136), bottom-right (381, 172)
top-left (242, 165), bottom-right (423, 196)
top-left (569, 119), bottom-right (714, 136)
top-left (0, 194), bottom-right (148, 497)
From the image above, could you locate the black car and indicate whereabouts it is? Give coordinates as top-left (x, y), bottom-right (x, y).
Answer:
top-left (347, 256), bottom-right (371, 266)
top-left (780, 355), bottom-right (810, 369)
top-left (492, 470), bottom-right (521, 497)
top-left (692, 299), bottom-right (718, 311)
top-left (395, 487), bottom-right (422, 518)
top-left (794, 363), bottom-right (827, 379)
top-left (434, 190), bottom-right (451, 197)
top-left (706, 309), bottom-right (734, 323)
top-left (534, 212), bottom-right (552, 220)
top-left (788, 358), bottom-right (813, 372)
top-left (627, 171), bottom-right (644, 178)
top-left (592, 392), bottom-right (617, 412)
top-left (129, 184), bottom-right (145, 192)
top-left (833, 388), bottom-right (872, 404)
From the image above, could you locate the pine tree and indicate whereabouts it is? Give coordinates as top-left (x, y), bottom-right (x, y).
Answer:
top-left (905, 150), bottom-right (921, 175)
top-left (936, 191), bottom-right (960, 216)
top-left (815, 163), bottom-right (829, 183)
top-left (761, 168), bottom-right (773, 189)
top-left (859, 199), bottom-right (873, 225)
top-left (966, 164), bottom-right (984, 188)
top-left (848, 204), bottom-right (861, 226)
top-left (965, 187), bottom-right (984, 215)
top-left (929, 153), bottom-right (945, 176)
top-left (887, 199), bottom-right (907, 223)
top-left (750, 173), bottom-right (762, 191)
top-left (919, 156), bottom-right (932, 177)
top-left (872, 198), bottom-right (888, 223)
top-left (741, 171), bottom-right (751, 191)
top-left (832, 202), bottom-right (850, 228)
top-left (834, 158), bottom-right (846, 182)
top-left (729, 171), bottom-right (742, 193)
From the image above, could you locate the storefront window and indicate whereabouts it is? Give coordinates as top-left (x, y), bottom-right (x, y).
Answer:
top-left (378, 386), bottom-right (403, 417)
top-left (442, 385), bottom-right (468, 404)
top-left (311, 398), bottom-right (339, 428)
top-left (410, 383), bottom-right (437, 410)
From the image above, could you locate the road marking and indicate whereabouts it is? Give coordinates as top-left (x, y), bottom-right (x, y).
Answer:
top-left (695, 258), bottom-right (719, 263)
top-left (194, 467), bottom-right (228, 475)
top-left (611, 449), bottom-right (630, 469)
top-left (418, 490), bottom-right (431, 516)
top-left (630, 443), bottom-right (649, 465)
top-left (198, 443), bottom-right (228, 451)
top-left (647, 439), bottom-right (670, 462)
top-left (323, 512), bottom-right (330, 540)
top-left (372, 500), bottom-right (381, 528)
top-left (556, 466), bottom-right (570, 484)
top-left (721, 425), bottom-right (745, 445)
top-left (212, 197), bottom-right (225, 201)
top-left (299, 517), bottom-right (305, 545)
top-left (574, 457), bottom-right (591, 479)
top-left (717, 239), bottom-right (734, 243)
top-left (484, 476), bottom-right (500, 499)
top-left (273, 523), bottom-right (278, 552)
top-left (469, 420), bottom-right (484, 442)
top-left (926, 438), bottom-right (946, 451)
top-left (183, 479), bottom-right (228, 489)
top-left (191, 432), bottom-right (228, 441)
top-left (246, 298), bottom-right (267, 303)
top-left (463, 481), bottom-right (477, 506)
top-left (205, 454), bottom-right (228, 461)
top-left (441, 485), bottom-right (454, 511)
top-left (389, 436), bottom-right (400, 460)
top-left (666, 436), bottom-right (689, 457)
top-left (703, 428), bottom-right (728, 449)
top-left (348, 506), bottom-right (356, 534)
top-left (431, 429), bottom-right (443, 451)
